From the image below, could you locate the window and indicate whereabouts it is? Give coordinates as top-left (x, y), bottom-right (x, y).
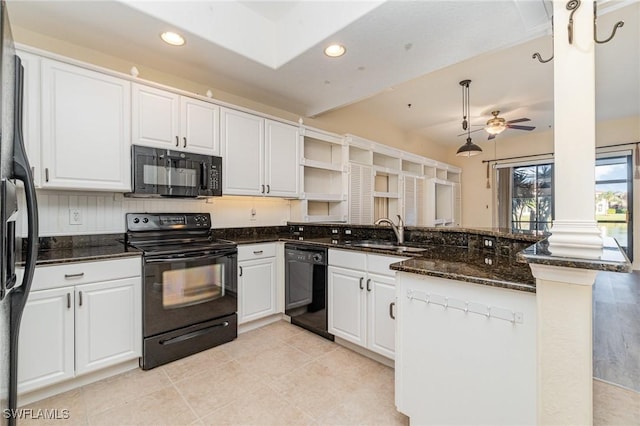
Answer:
top-left (595, 154), bottom-right (633, 260)
top-left (496, 153), bottom-right (633, 261)
top-left (496, 162), bottom-right (554, 233)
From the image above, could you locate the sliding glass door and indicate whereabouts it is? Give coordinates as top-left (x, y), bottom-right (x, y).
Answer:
top-left (595, 154), bottom-right (633, 260)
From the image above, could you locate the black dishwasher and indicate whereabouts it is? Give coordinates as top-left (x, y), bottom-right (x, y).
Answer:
top-left (284, 243), bottom-right (333, 341)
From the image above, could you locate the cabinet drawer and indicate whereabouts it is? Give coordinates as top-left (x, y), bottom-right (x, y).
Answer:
top-left (238, 243), bottom-right (276, 261)
top-left (367, 254), bottom-right (410, 277)
top-left (29, 257), bottom-right (142, 291)
top-left (329, 249), bottom-right (366, 271)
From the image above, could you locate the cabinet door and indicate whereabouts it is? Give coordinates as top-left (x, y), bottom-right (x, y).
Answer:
top-left (328, 266), bottom-right (366, 346)
top-left (349, 163), bottom-right (374, 224)
top-left (238, 257), bottom-right (277, 324)
top-left (75, 277), bottom-right (142, 375)
top-left (41, 59), bottom-right (131, 191)
top-left (180, 96), bottom-right (220, 155)
top-left (403, 175), bottom-right (417, 226)
top-left (17, 50), bottom-right (41, 187)
top-left (264, 120), bottom-right (299, 197)
top-left (132, 83), bottom-right (180, 149)
top-left (367, 273), bottom-right (396, 359)
top-left (18, 287), bottom-right (74, 393)
top-left (221, 107), bottom-right (264, 195)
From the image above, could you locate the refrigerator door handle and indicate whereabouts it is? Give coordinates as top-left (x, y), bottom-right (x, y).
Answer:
top-left (9, 54), bottom-right (40, 422)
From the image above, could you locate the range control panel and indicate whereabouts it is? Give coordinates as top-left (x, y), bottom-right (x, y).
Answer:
top-left (126, 213), bottom-right (211, 231)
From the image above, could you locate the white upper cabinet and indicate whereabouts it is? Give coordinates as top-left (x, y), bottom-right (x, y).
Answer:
top-left (131, 84), bottom-right (179, 149)
top-left (180, 96), bottom-right (220, 154)
top-left (221, 107), bottom-right (299, 197)
top-left (40, 59), bottom-right (131, 191)
top-left (132, 83), bottom-right (220, 155)
top-left (264, 119), bottom-right (299, 197)
top-left (221, 107), bottom-right (264, 195)
top-left (17, 50), bottom-right (41, 187)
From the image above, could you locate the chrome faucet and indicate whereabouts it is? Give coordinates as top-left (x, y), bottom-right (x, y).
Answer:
top-left (374, 215), bottom-right (405, 244)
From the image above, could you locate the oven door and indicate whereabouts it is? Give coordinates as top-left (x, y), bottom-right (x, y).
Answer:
top-left (143, 248), bottom-right (237, 337)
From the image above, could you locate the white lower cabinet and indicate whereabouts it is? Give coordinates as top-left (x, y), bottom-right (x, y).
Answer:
top-left (328, 250), bottom-right (408, 359)
top-left (238, 243), bottom-right (277, 324)
top-left (18, 287), bottom-right (75, 391)
top-left (18, 257), bottom-right (142, 394)
top-left (328, 266), bottom-right (366, 346)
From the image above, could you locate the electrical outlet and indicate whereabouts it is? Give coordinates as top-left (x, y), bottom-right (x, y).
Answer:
top-left (482, 236), bottom-right (496, 249)
top-left (250, 208), bottom-right (257, 221)
top-left (69, 208), bottom-right (82, 225)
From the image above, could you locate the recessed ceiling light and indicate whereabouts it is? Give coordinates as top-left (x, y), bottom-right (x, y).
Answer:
top-left (324, 44), bottom-right (346, 58)
top-left (160, 31), bottom-right (185, 46)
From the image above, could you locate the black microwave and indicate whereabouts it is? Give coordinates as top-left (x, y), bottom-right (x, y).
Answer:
top-left (130, 145), bottom-right (222, 198)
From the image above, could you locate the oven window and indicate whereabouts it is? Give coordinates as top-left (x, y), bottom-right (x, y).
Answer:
top-left (162, 264), bottom-right (224, 308)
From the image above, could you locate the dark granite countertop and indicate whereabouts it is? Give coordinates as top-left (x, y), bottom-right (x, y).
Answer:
top-left (389, 250), bottom-right (536, 293)
top-left (518, 237), bottom-right (632, 273)
top-left (236, 237), bottom-right (536, 292)
top-left (18, 234), bottom-right (142, 266)
top-left (17, 227), bottom-right (537, 292)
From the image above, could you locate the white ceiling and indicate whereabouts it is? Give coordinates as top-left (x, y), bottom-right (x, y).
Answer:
top-left (6, 0), bottom-right (639, 148)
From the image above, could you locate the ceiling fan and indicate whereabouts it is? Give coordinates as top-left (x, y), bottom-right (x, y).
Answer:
top-left (484, 110), bottom-right (535, 140)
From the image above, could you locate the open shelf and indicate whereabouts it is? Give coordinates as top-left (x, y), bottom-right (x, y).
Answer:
top-left (303, 167), bottom-right (344, 197)
top-left (303, 137), bottom-right (343, 167)
top-left (349, 145), bottom-right (372, 164)
top-left (301, 158), bottom-right (343, 172)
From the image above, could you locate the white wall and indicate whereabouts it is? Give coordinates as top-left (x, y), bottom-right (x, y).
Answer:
top-left (17, 190), bottom-right (291, 237)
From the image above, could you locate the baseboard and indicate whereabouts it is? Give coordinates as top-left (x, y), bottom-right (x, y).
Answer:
top-left (238, 313), bottom-right (285, 334)
top-left (334, 337), bottom-right (395, 368)
top-left (18, 359), bottom-right (140, 407)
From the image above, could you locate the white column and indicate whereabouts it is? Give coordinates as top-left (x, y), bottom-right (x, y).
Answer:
top-left (548, 0), bottom-right (603, 257)
top-left (530, 264), bottom-right (598, 425)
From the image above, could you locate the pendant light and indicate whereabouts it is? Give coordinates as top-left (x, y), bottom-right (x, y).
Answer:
top-left (456, 79), bottom-right (482, 157)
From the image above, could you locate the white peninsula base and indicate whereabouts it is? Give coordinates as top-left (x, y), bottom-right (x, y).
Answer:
top-left (394, 272), bottom-right (537, 425)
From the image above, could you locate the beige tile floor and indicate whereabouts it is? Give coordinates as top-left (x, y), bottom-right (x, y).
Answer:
top-left (19, 320), bottom-right (640, 425)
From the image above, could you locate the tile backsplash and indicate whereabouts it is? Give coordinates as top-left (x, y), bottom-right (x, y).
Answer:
top-left (16, 189), bottom-right (292, 237)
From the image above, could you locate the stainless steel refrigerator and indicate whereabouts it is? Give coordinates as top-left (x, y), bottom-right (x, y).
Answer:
top-left (0, 1), bottom-right (39, 424)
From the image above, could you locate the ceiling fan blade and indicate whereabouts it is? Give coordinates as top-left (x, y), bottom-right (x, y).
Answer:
top-left (457, 128), bottom-right (485, 137)
top-left (488, 133), bottom-right (496, 140)
top-left (507, 124), bottom-right (536, 131)
top-left (506, 117), bottom-right (531, 124)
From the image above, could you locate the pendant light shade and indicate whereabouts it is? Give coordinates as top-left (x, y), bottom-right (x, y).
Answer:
top-left (456, 137), bottom-right (483, 157)
top-left (456, 79), bottom-right (482, 157)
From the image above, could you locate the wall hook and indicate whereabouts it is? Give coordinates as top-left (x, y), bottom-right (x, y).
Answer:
top-left (567, 0), bottom-right (581, 44)
top-left (593, 1), bottom-right (624, 44)
top-left (532, 52), bottom-right (554, 63)
top-left (533, 18), bottom-right (554, 63)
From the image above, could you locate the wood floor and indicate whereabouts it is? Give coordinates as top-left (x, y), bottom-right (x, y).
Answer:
top-left (593, 270), bottom-right (640, 392)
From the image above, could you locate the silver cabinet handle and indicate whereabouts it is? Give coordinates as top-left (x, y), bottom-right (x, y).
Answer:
top-left (239, 266), bottom-right (243, 277)
top-left (67, 293), bottom-right (71, 309)
top-left (64, 272), bottom-right (84, 279)
top-left (45, 168), bottom-right (49, 182)
top-left (359, 277), bottom-right (364, 290)
top-left (183, 137), bottom-right (187, 148)
top-left (390, 302), bottom-right (395, 319)
top-left (78, 291), bottom-right (83, 307)
top-left (266, 184), bottom-right (270, 194)
top-left (253, 250), bottom-right (263, 255)
top-left (366, 278), bottom-right (371, 292)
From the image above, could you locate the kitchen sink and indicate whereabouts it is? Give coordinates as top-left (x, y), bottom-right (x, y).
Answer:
top-left (344, 240), bottom-right (427, 253)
